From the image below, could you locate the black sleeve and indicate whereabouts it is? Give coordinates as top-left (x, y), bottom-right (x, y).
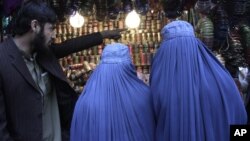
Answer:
top-left (51, 32), bottom-right (103, 58)
top-left (0, 75), bottom-right (14, 141)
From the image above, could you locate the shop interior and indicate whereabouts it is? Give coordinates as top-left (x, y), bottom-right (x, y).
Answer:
top-left (1, 0), bottom-right (250, 96)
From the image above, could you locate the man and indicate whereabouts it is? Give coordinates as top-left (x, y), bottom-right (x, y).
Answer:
top-left (0, 1), bottom-right (123, 141)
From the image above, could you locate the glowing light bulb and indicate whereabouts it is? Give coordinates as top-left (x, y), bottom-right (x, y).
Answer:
top-left (125, 10), bottom-right (141, 29)
top-left (69, 11), bottom-right (84, 28)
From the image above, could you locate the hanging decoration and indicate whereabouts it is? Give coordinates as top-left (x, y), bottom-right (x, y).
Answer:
top-left (240, 24), bottom-right (250, 66)
top-left (194, 0), bottom-right (215, 14)
top-left (50, 0), bottom-right (67, 22)
top-left (182, 0), bottom-right (197, 10)
top-left (148, 0), bottom-right (158, 10)
top-left (80, 0), bottom-right (94, 16)
top-left (95, 0), bottom-right (108, 21)
top-left (210, 3), bottom-right (229, 51)
top-left (195, 16), bottom-right (214, 49)
top-left (135, 0), bottom-right (149, 15)
top-left (160, 0), bottom-right (183, 19)
top-left (224, 0), bottom-right (248, 27)
top-left (225, 0), bottom-right (247, 16)
top-left (221, 26), bottom-right (248, 77)
top-left (195, 0), bottom-right (215, 50)
top-left (107, 0), bottom-right (122, 19)
top-left (65, 0), bottom-right (79, 16)
top-left (246, 0), bottom-right (250, 17)
top-left (122, 0), bottom-right (133, 13)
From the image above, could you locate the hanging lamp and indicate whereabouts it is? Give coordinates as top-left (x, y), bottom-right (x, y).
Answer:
top-left (125, 0), bottom-right (141, 29)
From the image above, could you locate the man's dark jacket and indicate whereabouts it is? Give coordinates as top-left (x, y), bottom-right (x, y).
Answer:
top-left (0, 33), bottom-right (103, 141)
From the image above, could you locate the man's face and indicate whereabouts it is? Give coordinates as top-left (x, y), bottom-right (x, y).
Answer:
top-left (33, 23), bottom-right (56, 50)
top-left (43, 23), bottom-right (56, 47)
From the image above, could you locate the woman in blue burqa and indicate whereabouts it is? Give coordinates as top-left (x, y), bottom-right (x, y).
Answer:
top-left (70, 43), bottom-right (155, 141)
top-left (150, 20), bottom-right (247, 141)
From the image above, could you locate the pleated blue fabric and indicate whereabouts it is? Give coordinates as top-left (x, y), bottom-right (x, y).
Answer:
top-left (70, 43), bottom-right (155, 141)
top-left (150, 20), bottom-right (247, 141)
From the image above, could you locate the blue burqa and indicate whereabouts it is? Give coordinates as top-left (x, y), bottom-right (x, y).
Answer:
top-left (70, 43), bottom-right (155, 141)
top-left (150, 20), bottom-right (247, 141)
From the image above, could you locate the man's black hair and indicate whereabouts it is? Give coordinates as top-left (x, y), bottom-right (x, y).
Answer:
top-left (13, 0), bottom-right (57, 35)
